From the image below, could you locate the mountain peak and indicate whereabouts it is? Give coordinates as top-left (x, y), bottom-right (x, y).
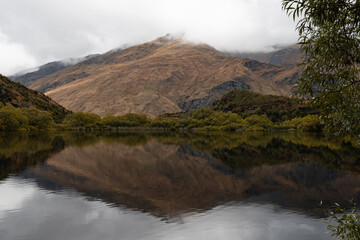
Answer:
top-left (152, 33), bottom-right (185, 45)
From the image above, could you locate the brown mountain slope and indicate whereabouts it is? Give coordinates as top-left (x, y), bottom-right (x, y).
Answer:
top-left (28, 37), bottom-right (300, 117)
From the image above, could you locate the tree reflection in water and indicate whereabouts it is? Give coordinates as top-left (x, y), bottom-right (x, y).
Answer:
top-left (1, 131), bottom-right (359, 218)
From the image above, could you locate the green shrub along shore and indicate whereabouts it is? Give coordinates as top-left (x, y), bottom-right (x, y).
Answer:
top-left (0, 102), bottom-right (323, 132)
top-left (0, 88), bottom-right (324, 132)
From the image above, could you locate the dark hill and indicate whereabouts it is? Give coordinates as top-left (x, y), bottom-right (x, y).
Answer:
top-left (212, 90), bottom-right (317, 122)
top-left (0, 74), bottom-right (69, 122)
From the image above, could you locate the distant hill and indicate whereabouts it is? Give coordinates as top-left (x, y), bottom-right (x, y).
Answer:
top-left (212, 90), bottom-right (316, 122)
top-left (228, 44), bottom-right (303, 67)
top-left (13, 36), bottom-right (301, 117)
top-left (0, 74), bottom-right (69, 122)
top-left (10, 54), bottom-right (99, 87)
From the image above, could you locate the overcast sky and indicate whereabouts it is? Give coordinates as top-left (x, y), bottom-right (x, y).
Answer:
top-left (0, 0), bottom-right (298, 76)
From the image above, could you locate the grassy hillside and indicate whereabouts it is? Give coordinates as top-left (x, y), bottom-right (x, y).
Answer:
top-left (0, 74), bottom-right (70, 123)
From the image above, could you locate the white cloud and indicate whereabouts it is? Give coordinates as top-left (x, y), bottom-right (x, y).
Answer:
top-left (0, 31), bottom-right (37, 76)
top-left (0, 0), bottom-right (298, 75)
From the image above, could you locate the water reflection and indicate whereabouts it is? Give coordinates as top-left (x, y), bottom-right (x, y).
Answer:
top-left (0, 178), bottom-right (331, 240)
top-left (0, 131), bottom-right (359, 239)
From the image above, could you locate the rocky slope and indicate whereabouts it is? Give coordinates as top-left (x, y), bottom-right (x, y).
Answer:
top-left (21, 36), bottom-right (301, 117)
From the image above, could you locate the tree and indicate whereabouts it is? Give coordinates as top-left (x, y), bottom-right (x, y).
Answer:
top-left (282, 0), bottom-right (360, 139)
top-left (323, 202), bottom-right (360, 240)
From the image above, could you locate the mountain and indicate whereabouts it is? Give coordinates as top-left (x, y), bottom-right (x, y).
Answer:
top-left (228, 44), bottom-right (302, 67)
top-left (18, 36), bottom-right (301, 117)
top-left (10, 54), bottom-right (99, 87)
top-left (0, 74), bottom-right (69, 122)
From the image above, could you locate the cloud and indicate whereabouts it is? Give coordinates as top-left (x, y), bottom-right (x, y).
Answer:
top-left (0, 0), bottom-right (298, 75)
top-left (0, 31), bottom-right (37, 76)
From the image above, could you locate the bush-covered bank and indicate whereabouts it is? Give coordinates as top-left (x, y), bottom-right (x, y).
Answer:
top-left (0, 103), bottom-right (323, 132)
top-left (0, 88), bottom-right (324, 132)
top-left (52, 108), bottom-right (323, 132)
top-left (150, 108), bottom-right (322, 132)
top-left (0, 100), bottom-right (324, 133)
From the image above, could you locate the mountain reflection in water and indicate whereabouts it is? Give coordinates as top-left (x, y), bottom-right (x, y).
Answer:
top-left (0, 131), bottom-right (359, 239)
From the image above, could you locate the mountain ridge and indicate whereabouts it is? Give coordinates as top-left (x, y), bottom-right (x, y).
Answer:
top-left (13, 37), bottom-right (301, 117)
top-left (227, 44), bottom-right (302, 67)
top-left (10, 54), bottom-right (100, 87)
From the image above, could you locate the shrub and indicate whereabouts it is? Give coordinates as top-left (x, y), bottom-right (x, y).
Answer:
top-left (101, 115), bottom-right (119, 127)
top-left (117, 113), bottom-right (150, 127)
top-left (150, 117), bottom-right (177, 128)
top-left (282, 115), bottom-right (322, 132)
top-left (191, 108), bottom-right (215, 120)
top-left (22, 108), bottom-right (54, 130)
top-left (63, 112), bottom-right (101, 127)
top-left (0, 104), bottom-right (29, 130)
top-left (219, 123), bottom-right (243, 131)
top-left (244, 114), bottom-right (274, 130)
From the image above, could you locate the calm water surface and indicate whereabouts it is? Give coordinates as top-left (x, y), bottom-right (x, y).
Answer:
top-left (0, 131), bottom-right (359, 240)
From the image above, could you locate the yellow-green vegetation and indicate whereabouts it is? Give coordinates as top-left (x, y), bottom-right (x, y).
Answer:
top-left (59, 107), bottom-right (322, 132)
top-left (145, 90), bottom-right (322, 132)
top-left (281, 115), bottom-right (322, 131)
top-left (101, 113), bottom-right (150, 127)
top-left (63, 112), bottom-right (101, 128)
top-left (60, 112), bottom-right (151, 129)
top-left (151, 108), bottom-right (247, 131)
top-left (0, 100), bottom-right (323, 132)
top-left (0, 104), bottom-right (54, 130)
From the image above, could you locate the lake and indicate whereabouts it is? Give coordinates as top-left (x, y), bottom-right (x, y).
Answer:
top-left (0, 131), bottom-right (359, 240)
